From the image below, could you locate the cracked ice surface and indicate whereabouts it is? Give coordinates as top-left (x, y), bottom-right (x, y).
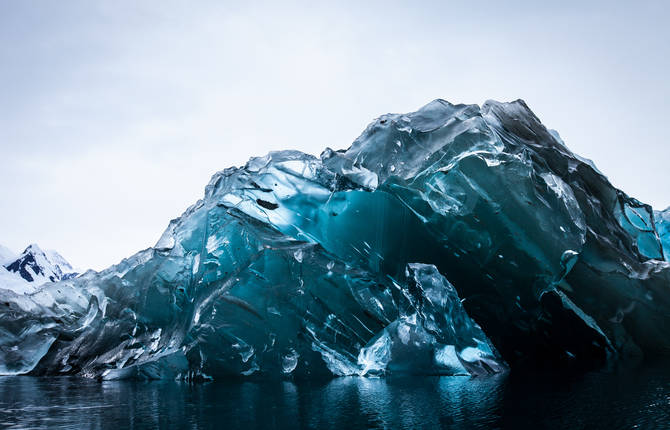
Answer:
top-left (2, 99), bottom-right (670, 380)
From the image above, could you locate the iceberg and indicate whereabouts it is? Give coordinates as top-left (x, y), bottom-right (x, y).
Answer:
top-left (2, 99), bottom-right (670, 380)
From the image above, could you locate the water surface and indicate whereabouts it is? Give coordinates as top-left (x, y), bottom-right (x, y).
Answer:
top-left (1, 362), bottom-right (669, 429)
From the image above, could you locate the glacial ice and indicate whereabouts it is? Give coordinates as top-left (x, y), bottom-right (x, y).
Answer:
top-left (656, 208), bottom-right (670, 261)
top-left (2, 99), bottom-right (670, 380)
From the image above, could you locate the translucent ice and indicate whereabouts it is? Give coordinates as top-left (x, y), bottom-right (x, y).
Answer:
top-left (2, 99), bottom-right (670, 380)
top-left (356, 264), bottom-right (505, 376)
top-left (655, 208), bottom-right (670, 261)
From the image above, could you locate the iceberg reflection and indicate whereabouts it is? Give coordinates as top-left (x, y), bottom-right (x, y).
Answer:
top-left (2, 366), bottom-right (669, 429)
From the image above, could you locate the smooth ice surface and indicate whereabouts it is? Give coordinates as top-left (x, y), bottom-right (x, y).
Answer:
top-left (1, 99), bottom-right (670, 380)
top-left (655, 208), bottom-right (670, 261)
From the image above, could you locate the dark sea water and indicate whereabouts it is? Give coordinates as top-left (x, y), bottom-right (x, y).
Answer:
top-left (1, 362), bottom-right (669, 429)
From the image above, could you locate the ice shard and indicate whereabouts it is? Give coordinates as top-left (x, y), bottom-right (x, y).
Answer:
top-left (1, 99), bottom-right (670, 380)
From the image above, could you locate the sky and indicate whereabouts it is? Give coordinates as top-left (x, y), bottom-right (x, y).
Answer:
top-left (1, 1), bottom-right (669, 271)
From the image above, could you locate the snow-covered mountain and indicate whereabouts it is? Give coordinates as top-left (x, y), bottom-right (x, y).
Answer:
top-left (1, 244), bottom-right (79, 294)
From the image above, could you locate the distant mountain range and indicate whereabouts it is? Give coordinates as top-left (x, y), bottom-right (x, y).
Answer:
top-left (0, 244), bottom-right (79, 294)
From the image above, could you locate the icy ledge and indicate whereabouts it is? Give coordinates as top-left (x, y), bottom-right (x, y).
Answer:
top-left (1, 99), bottom-right (670, 380)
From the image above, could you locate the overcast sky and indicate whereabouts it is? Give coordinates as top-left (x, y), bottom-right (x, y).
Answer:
top-left (1, 0), bottom-right (669, 270)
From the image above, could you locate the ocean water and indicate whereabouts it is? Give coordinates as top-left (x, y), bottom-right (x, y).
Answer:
top-left (1, 362), bottom-right (669, 429)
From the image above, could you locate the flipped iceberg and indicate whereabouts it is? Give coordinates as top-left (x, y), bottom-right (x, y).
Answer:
top-left (1, 99), bottom-right (669, 380)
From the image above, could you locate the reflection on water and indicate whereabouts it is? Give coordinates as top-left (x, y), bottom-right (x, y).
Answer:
top-left (1, 363), bottom-right (669, 429)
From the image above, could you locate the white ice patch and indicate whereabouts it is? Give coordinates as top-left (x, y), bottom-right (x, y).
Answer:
top-left (357, 331), bottom-right (392, 376)
top-left (434, 345), bottom-right (468, 375)
top-left (281, 349), bottom-right (299, 374)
